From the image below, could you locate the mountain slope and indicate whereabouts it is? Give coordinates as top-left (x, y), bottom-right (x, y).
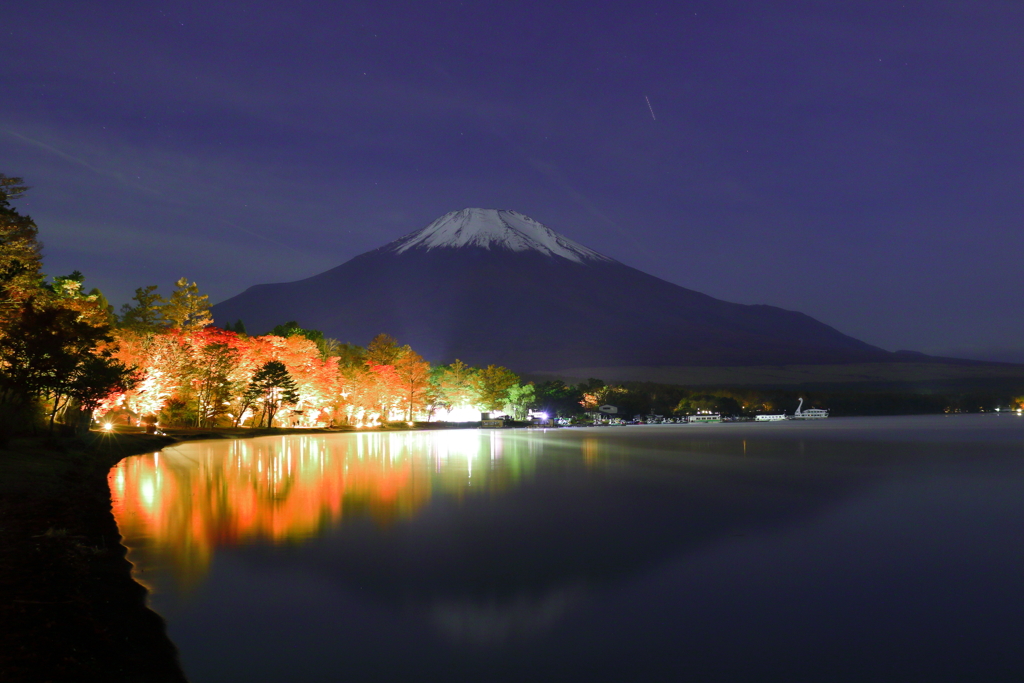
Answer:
top-left (213, 209), bottom-right (892, 371)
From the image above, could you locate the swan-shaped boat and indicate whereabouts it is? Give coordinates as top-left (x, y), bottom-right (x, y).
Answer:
top-left (789, 397), bottom-right (829, 419)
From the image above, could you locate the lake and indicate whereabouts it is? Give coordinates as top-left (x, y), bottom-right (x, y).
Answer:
top-left (109, 415), bottom-right (1024, 682)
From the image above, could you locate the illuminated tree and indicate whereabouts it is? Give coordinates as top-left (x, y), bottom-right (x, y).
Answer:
top-left (433, 359), bottom-right (479, 414)
top-left (0, 175), bottom-right (43, 328)
top-left (64, 354), bottom-right (138, 435)
top-left (476, 365), bottom-right (519, 412)
top-left (47, 271), bottom-right (116, 327)
top-left (108, 329), bottom-right (183, 420)
top-left (394, 347), bottom-right (432, 421)
top-left (366, 333), bottom-right (401, 366)
top-left (272, 334), bottom-right (337, 425)
top-left (0, 297), bottom-right (135, 433)
top-left (188, 341), bottom-right (240, 427)
top-left (333, 343), bottom-right (368, 424)
top-left (164, 277), bottom-right (212, 330)
top-left (362, 363), bottom-right (403, 424)
top-left (504, 382), bottom-right (536, 420)
top-left (341, 334), bottom-right (416, 424)
top-left (269, 320), bottom-right (341, 362)
top-left (242, 360), bottom-right (299, 427)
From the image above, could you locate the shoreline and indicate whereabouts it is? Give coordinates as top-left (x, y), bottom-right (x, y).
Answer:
top-left (1, 423), bottom-right (469, 682)
top-left (1, 432), bottom-right (187, 682)
top-left (0, 427), bottom-right (369, 683)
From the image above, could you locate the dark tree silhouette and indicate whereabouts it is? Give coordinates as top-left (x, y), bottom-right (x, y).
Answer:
top-left (242, 360), bottom-right (299, 427)
top-left (0, 297), bottom-right (137, 433)
top-left (118, 285), bottom-right (167, 332)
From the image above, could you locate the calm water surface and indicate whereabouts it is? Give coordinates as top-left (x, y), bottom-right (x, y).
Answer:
top-left (110, 415), bottom-right (1024, 682)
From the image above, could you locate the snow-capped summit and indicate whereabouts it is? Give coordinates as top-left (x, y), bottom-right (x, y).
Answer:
top-left (386, 208), bottom-right (613, 264)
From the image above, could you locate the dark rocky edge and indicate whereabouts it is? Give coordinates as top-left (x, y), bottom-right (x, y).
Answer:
top-left (0, 427), bottom-right (352, 683)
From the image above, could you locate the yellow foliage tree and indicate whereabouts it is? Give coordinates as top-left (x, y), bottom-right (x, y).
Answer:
top-left (164, 277), bottom-right (212, 330)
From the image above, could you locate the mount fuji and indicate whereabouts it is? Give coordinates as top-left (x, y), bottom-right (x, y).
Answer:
top-left (212, 208), bottom-right (895, 372)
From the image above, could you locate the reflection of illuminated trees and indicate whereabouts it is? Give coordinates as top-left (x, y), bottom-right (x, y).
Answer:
top-left (111, 432), bottom-right (538, 586)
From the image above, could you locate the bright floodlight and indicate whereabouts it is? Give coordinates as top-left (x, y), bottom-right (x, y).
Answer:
top-left (102, 423), bottom-right (113, 432)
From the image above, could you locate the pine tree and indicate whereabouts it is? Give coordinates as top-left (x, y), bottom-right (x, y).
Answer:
top-left (164, 277), bottom-right (212, 330)
top-left (241, 360), bottom-right (298, 427)
top-left (118, 285), bottom-right (167, 332)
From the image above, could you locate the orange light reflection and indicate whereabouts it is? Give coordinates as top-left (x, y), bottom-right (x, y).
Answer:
top-left (109, 431), bottom-right (537, 588)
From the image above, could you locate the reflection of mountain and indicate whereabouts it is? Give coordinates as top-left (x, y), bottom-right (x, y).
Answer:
top-left (429, 583), bottom-right (588, 645)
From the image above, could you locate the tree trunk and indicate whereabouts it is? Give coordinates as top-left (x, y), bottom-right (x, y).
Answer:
top-left (74, 408), bottom-right (93, 437)
top-left (48, 392), bottom-right (66, 435)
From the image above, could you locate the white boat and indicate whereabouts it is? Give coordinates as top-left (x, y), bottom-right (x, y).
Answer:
top-left (755, 414), bottom-right (787, 421)
top-left (688, 413), bottom-right (722, 423)
top-left (789, 398), bottom-right (828, 420)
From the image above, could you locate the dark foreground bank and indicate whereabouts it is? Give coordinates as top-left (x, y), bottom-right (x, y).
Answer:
top-left (0, 427), bottom-right (350, 683)
top-left (0, 433), bottom-right (186, 682)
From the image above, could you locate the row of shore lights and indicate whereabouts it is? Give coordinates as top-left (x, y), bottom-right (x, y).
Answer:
top-left (98, 406), bottom-right (1024, 432)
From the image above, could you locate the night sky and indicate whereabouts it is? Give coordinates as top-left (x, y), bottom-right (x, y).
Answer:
top-left (3, 1), bottom-right (1022, 362)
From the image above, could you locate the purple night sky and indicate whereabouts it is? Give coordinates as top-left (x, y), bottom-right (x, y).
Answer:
top-left (2, 1), bottom-right (1022, 362)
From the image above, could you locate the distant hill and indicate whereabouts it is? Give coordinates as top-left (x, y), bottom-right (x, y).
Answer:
top-left (213, 208), bottom-right (925, 373)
